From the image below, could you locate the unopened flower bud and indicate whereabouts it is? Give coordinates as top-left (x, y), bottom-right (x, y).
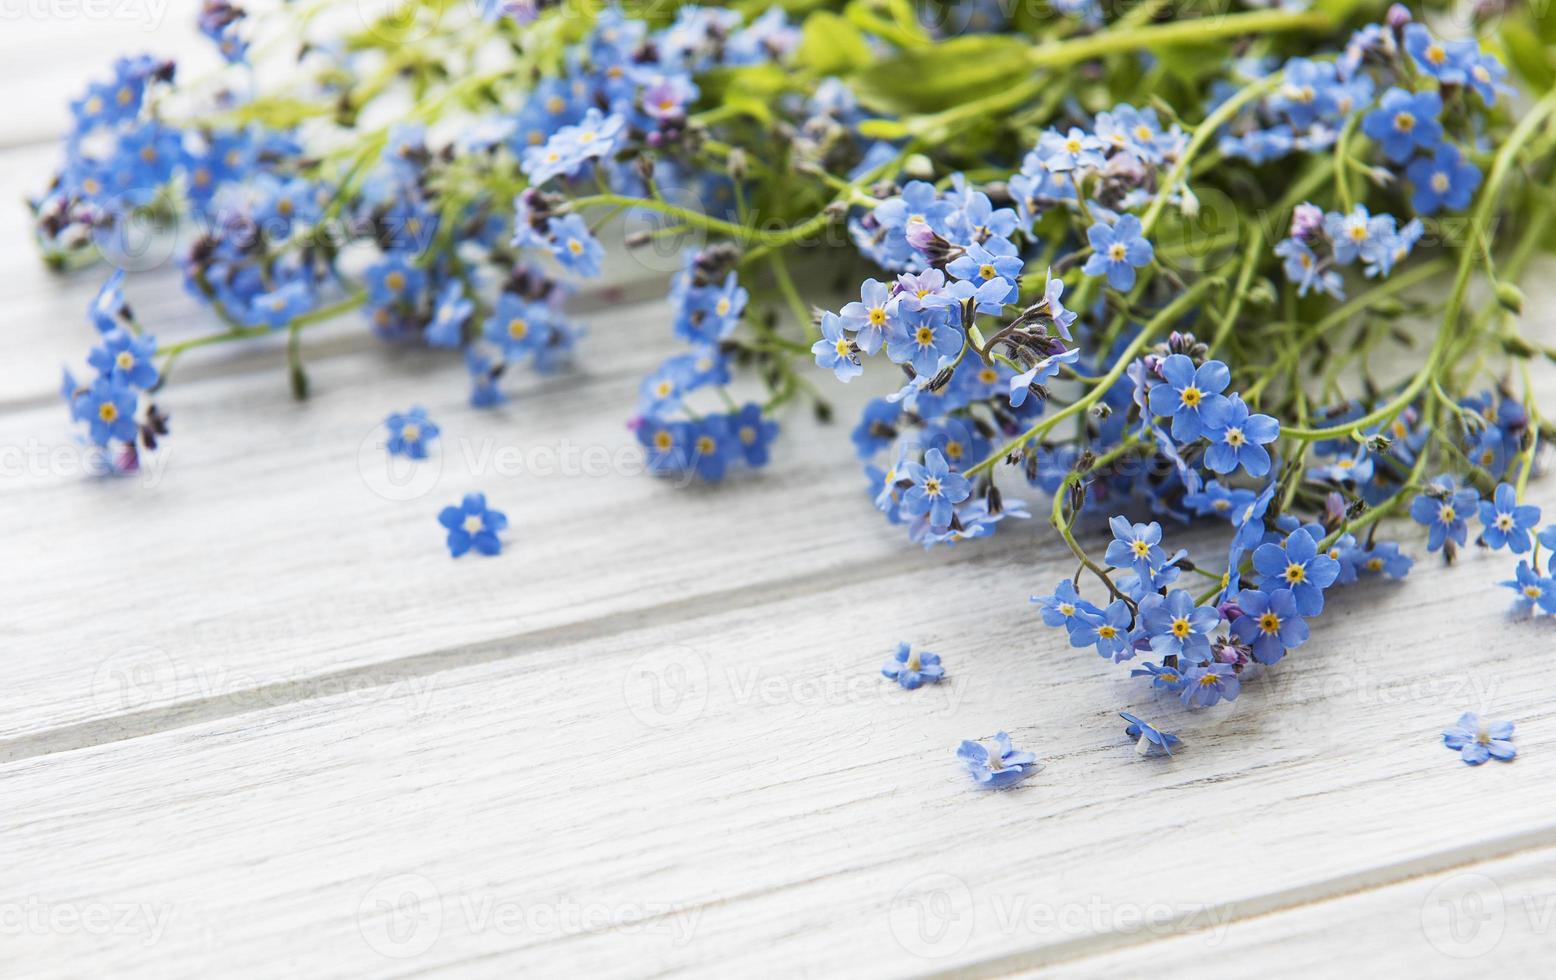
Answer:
top-left (1386, 3), bottom-right (1412, 28)
top-left (1290, 202), bottom-right (1324, 240)
top-left (1496, 282), bottom-right (1526, 315)
top-left (1178, 188), bottom-right (1200, 219)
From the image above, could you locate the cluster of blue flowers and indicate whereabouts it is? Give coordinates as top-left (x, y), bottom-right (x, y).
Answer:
top-left (1402, 475), bottom-right (1556, 617)
top-left (633, 247), bottom-right (777, 482)
top-left (1220, 15), bottom-right (1502, 296)
top-left (1275, 202), bottom-right (1423, 299)
top-left (59, 273), bottom-right (168, 470)
top-left (42, 6), bottom-right (813, 463)
top-left (820, 101), bottom-right (1206, 546)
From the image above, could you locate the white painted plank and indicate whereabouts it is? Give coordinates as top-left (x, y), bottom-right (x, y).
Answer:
top-left (0, 292), bottom-right (905, 745)
top-left (0, 536), bottom-right (1554, 977)
top-left (1041, 846), bottom-right (1556, 978)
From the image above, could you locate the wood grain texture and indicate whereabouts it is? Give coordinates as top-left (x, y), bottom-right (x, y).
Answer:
top-left (7, 19), bottom-right (1556, 980)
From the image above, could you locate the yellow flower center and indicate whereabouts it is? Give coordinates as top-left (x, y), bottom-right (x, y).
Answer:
top-left (1284, 563), bottom-right (1306, 585)
top-left (1257, 611), bottom-right (1281, 635)
top-left (695, 435), bottom-right (716, 455)
top-left (1108, 242), bottom-right (1127, 262)
top-left (401, 424), bottom-right (420, 443)
top-left (1394, 111), bottom-right (1415, 133)
top-left (1366, 557), bottom-right (1384, 572)
top-left (653, 431), bottom-right (673, 451)
top-left (462, 515), bottom-right (484, 535)
top-left (979, 263), bottom-right (997, 281)
top-left (115, 351), bottom-right (135, 371)
top-left (1439, 504), bottom-right (1456, 523)
top-left (1131, 539), bottom-right (1151, 558)
top-left (1180, 386), bottom-right (1202, 408)
top-left (98, 403), bottom-right (119, 423)
top-left (384, 271), bottom-right (406, 293)
top-left (1170, 618), bottom-right (1191, 639)
top-left (508, 319), bottom-right (529, 340)
top-left (915, 326), bottom-right (935, 346)
top-left (924, 477), bottom-right (942, 496)
top-left (1223, 427), bottom-right (1244, 447)
top-left (1098, 625), bottom-right (1118, 640)
top-left (868, 307), bottom-right (887, 327)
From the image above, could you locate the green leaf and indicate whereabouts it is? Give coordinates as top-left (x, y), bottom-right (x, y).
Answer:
top-left (850, 35), bottom-right (1034, 114)
top-left (856, 117), bottom-right (911, 140)
top-left (797, 11), bottom-right (872, 75)
top-left (1502, 15), bottom-right (1555, 91)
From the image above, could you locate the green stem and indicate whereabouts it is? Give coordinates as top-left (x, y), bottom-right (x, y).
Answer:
top-left (158, 291), bottom-right (368, 360)
top-left (1025, 9), bottom-right (1332, 70)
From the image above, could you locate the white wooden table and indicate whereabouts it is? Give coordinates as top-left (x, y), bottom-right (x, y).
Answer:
top-left (6, 18), bottom-right (1556, 979)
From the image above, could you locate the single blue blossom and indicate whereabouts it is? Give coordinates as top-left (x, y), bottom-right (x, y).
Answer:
top-left (901, 448), bottom-right (971, 530)
top-left (839, 278), bottom-right (900, 355)
top-left (1147, 354), bottom-right (1232, 442)
top-left (1253, 528), bottom-right (1341, 616)
top-left (1362, 87), bottom-right (1443, 163)
top-left (1442, 712), bottom-right (1516, 765)
top-left (1082, 214), bottom-right (1154, 291)
top-left (1032, 579), bottom-right (1102, 629)
top-left (1229, 588), bottom-right (1309, 665)
top-left (1141, 589), bottom-right (1221, 661)
top-left (1354, 541), bottom-right (1415, 579)
top-left (73, 377), bottom-right (138, 446)
top-left (87, 330), bottom-right (158, 389)
top-left (1072, 600), bottom-right (1134, 660)
top-left (1500, 561), bottom-right (1556, 616)
top-left (1120, 712), bottom-right (1181, 757)
top-left (1105, 516), bottom-right (1166, 578)
top-left (886, 307), bottom-right (964, 376)
top-left (1130, 661), bottom-right (1188, 691)
top-left (546, 213), bottom-right (605, 277)
top-left (1407, 143), bottom-right (1481, 215)
top-left (437, 493), bottom-right (507, 557)
top-left (812, 311), bottom-right (863, 382)
top-left (1478, 483), bottom-right (1541, 553)
top-left (882, 642), bottom-right (945, 689)
top-left (1410, 476), bottom-right (1480, 552)
top-left (1180, 662), bottom-right (1240, 708)
top-left (386, 407), bottom-right (439, 460)
top-left (957, 731), bottom-right (1038, 788)
top-left (1203, 395), bottom-right (1279, 477)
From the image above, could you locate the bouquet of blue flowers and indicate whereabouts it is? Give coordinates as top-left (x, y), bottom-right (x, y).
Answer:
top-left (35, 0), bottom-right (1556, 719)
